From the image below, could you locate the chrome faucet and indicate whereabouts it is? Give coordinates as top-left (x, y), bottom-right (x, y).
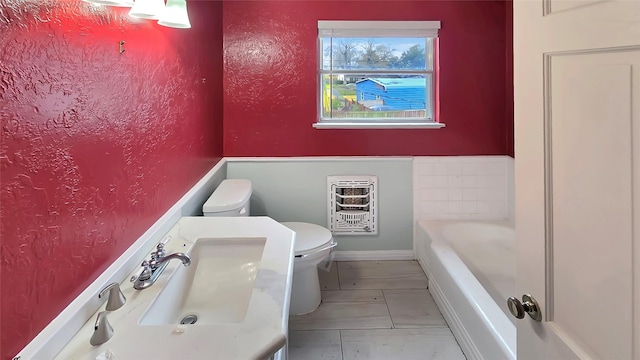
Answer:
top-left (155, 252), bottom-right (192, 267)
top-left (132, 243), bottom-right (191, 290)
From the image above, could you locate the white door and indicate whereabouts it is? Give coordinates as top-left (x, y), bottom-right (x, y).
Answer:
top-left (514, 0), bottom-right (640, 359)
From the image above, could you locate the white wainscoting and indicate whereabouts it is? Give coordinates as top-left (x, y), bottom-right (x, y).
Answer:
top-left (506, 156), bottom-right (515, 224)
top-left (413, 156), bottom-right (511, 222)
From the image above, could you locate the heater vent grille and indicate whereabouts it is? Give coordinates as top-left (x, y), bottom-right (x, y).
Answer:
top-left (327, 176), bottom-right (378, 235)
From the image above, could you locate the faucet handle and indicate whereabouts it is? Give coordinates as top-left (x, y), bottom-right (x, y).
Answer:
top-left (99, 282), bottom-right (126, 311)
top-left (130, 265), bottom-right (144, 283)
top-left (90, 311), bottom-right (114, 346)
top-left (151, 243), bottom-right (166, 260)
top-left (130, 260), bottom-right (153, 282)
top-left (138, 260), bottom-right (153, 281)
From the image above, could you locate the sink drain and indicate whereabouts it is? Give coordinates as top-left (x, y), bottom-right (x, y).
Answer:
top-left (180, 314), bottom-right (198, 325)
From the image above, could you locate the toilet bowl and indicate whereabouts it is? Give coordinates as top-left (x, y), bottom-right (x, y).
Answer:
top-left (281, 222), bottom-right (336, 315)
top-left (203, 179), bottom-right (336, 315)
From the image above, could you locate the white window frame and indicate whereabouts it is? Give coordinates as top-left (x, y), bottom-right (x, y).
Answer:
top-left (314, 20), bottom-right (444, 130)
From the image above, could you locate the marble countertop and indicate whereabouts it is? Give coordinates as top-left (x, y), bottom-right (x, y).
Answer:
top-left (55, 216), bottom-right (295, 360)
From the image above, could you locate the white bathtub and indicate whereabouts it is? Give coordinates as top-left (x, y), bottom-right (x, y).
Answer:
top-left (416, 220), bottom-right (516, 360)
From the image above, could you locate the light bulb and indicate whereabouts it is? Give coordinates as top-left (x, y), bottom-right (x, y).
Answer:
top-left (83, 0), bottom-right (135, 7)
top-left (129, 0), bottom-right (166, 20)
top-left (157, 0), bottom-right (191, 29)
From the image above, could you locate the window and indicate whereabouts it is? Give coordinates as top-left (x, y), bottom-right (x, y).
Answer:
top-left (315, 21), bottom-right (443, 129)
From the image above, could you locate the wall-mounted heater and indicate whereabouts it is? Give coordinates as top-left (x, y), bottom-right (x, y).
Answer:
top-left (327, 175), bottom-right (378, 235)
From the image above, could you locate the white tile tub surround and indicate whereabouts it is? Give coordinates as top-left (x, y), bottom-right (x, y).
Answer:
top-left (413, 156), bottom-right (511, 222)
top-left (506, 156), bottom-right (515, 224)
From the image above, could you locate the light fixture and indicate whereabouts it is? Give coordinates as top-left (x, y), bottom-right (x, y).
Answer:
top-left (129, 0), bottom-right (166, 20)
top-left (83, 0), bottom-right (134, 7)
top-left (157, 0), bottom-right (191, 29)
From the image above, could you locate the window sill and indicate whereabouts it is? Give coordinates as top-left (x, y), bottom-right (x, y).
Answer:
top-left (312, 122), bottom-right (446, 130)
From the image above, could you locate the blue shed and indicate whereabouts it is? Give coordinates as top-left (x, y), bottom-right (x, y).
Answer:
top-left (355, 78), bottom-right (426, 110)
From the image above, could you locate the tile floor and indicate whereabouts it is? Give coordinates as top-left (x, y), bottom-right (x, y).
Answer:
top-left (288, 261), bottom-right (466, 360)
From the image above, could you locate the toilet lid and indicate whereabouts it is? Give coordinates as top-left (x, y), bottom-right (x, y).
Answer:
top-left (281, 222), bottom-right (333, 255)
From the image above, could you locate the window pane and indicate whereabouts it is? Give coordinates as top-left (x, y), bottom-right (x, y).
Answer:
top-left (321, 37), bottom-right (432, 71)
top-left (321, 74), bottom-right (431, 120)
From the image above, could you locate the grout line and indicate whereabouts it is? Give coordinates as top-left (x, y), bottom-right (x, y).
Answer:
top-left (296, 260), bottom-right (464, 358)
top-left (381, 289), bottom-right (396, 329)
top-left (338, 329), bottom-right (345, 360)
top-left (335, 325), bottom-right (393, 330)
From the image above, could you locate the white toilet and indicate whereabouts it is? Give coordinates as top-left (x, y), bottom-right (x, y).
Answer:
top-left (203, 179), bottom-right (336, 315)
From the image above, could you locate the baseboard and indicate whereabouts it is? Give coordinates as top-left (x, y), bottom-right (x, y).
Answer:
top-left (429, 279), bottom-right (482, 360)
top-left (333, 250), bottom-right (415, 261)
top-left (417, 256), bottom-right (431, 279)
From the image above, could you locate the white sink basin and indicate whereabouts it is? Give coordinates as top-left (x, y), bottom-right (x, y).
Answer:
top-left (139, 237), bottom-right (266, 325)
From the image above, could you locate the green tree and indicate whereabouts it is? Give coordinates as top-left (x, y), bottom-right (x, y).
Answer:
top-left (399, 45), bottom-right (426, 69)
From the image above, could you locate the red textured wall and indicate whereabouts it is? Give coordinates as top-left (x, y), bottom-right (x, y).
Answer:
top-left (0, 1), bottom-right (223, 358)
top-left (223, 0), bottom-right (511, 156)
top-left (505, 0), bottom-right (514, 157)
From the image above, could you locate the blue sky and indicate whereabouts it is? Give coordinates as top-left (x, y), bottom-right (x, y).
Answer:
top-left (328, 37), bottom-right (425, 59)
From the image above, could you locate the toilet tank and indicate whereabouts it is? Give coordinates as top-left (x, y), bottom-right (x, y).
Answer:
top-left (203, 179), bottom-right (252, 217)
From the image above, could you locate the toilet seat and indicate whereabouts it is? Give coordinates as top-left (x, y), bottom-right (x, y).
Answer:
top-left (281, 222), bottom-right (333, 256)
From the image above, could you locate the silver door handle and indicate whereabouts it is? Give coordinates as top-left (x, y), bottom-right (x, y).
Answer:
top-left (507, 294), bottom-right (542, 321)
